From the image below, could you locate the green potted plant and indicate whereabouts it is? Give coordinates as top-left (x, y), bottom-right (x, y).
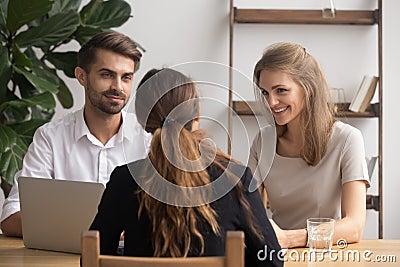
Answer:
top-left (0, 0), bottom-right (141, 196)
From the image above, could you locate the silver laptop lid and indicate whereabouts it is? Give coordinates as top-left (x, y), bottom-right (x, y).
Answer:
top-left (18, 176), bottom-right (105, 254)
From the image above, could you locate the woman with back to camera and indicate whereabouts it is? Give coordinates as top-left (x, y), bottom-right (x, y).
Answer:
top-left (89, 68), bottom-right (283, 267)
top-left (248, 42), bottom-right (370, 248)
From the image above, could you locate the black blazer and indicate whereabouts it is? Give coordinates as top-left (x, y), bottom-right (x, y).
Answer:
top-left (89, 159), bottom-right (283, 267)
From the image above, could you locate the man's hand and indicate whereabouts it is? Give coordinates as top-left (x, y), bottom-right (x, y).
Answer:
top-left (1, 212), bottom-right (23, 237)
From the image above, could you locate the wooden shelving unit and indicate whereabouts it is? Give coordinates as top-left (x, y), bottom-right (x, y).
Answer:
top-left (228, 0), bottom-right (383, 238)
top-left (234, 8), bottom-right (378, 25)
top-left (232, 101), bottom-right (262, 116)
top-left (232, 101), bottom-right (379, 118)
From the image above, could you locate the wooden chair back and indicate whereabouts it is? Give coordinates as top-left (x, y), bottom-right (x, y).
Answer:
top-left (81, 230), bottom-right (244, 267)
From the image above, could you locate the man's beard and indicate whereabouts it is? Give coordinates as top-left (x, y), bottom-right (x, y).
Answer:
top-left (86, 81), bottom-right (128, 115)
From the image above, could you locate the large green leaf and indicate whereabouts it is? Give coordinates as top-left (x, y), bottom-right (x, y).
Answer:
top-left (2, 106), bottom-right (30, 124)
top-left (46, 51), bottom-right (77, 78)
top-left (30, 106), bottom-right (54, 121)
top-left (13, 72), bottom-right (37, 98)
top-left (12, 44), bottom-right (32, 68)
top-left (73, 25), bottom-right (103, 45)
top-left (14, 66), bottom-right (59, 94)
top-left (60, 0), bottom-right (82, 11)
top-left (46, 67), bottom-right (74, 108)
top-left (81, 0), bottom-right (131, 28)
top-left (27, 16), bottom-right (48, 29)
top-left (0, 1), bottom-right (7, 34)
top-left (0, 45), bottom-right (11, 100)
top-left (0, 46), bottom-right (11, 69)
top-left (0, 124), bottom-right (27, 184)
top-left (0, 123), bottom-right (16, 152)
top-left (0, 92), bottom-right (56, 113)
top-left (14, 11), bottom-right (80, 48)
top-left (10, 119), bottom-right (48, 145)
top-left (0, 45), bottom-right (10, 72)
top-left (6, 0), bottom-right (53, 34)
top-left (0, 0), bottom-right (7, 15)
top-left (32, 66), bottom-right (59, 86)
top-left (25, 92), bottom-right (56, 110)
top-left (1, 90), bottom-right (29, 124)
top-left (56, 76), bottom-right (73, 108)
top-left (0, 99), bottom-right (27, 112)
top-left (79, 0), bottom-right (101, 24)
top-left (49, 0), bottom-right (82, 16)
top-left (24, 47), bottom-right (44, 67)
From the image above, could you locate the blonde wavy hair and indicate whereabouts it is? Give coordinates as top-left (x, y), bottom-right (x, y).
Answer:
top-left (253, 42), bottom-right (336, 166)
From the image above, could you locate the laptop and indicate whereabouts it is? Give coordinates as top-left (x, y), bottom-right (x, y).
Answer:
top-left (18, 176), bottom-right (105, 254)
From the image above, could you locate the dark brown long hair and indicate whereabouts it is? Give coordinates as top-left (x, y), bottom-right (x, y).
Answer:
top-left (135, 68), bottom-right (261, 257)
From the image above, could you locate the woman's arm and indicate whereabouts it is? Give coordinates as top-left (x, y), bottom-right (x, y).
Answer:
top-left (269, 219), bottom-right (307, 248)
top-left (333, 180), bottom-right (367, 243)
top-left (333, 127), bottom-right (368, 243)
top-left (268, 180), bottom-right (366, 248)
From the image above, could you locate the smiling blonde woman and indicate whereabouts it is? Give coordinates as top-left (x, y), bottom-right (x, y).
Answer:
top-left (249, 42), bottom-right (370, 249)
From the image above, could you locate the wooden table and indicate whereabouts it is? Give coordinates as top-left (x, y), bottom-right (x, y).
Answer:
top-left (0, 235), bottom-right (80, 266)
top-left (1, 235), bottom-right (399, 266)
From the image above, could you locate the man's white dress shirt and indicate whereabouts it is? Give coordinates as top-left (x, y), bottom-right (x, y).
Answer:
top-left (1, 108), bottom-right (151, 222)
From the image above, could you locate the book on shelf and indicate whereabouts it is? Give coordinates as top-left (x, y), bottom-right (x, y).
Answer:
top-left (349, 75), bottom-right (379, 112)
top-left (367, 156), bottom-right (378, 179)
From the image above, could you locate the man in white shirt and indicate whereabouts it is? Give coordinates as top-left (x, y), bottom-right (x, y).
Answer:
top-left (0, 31), bottom-right (151, 237)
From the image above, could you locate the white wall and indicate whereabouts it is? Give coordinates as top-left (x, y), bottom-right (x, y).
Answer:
top-left (52, 0), bottom-right (399, 238)
top-left (382, 1), bottom-right (400, 239)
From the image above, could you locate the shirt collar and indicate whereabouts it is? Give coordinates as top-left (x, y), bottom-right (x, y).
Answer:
top-left (119, 110), bottom-right (132, 143)
top-left (74, 108), bottom-right (91, 142)
top-left (121, 111), bottom-right (140, 143)
top-left (74, 108), bottom-right (133, 144)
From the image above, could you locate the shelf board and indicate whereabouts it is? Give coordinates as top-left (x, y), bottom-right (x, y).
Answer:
top-left (232, 101), bottom-right (378, 118)
top-left (334, 102), bottom-right (378, 118)
top-left (232, 101), bottom-right (262, 116)
top-left (234, 8), bottom-right (378, 25)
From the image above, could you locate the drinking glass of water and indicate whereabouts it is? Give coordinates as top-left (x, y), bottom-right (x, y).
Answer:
top-left (307, 218), bottom-right (335, 252)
